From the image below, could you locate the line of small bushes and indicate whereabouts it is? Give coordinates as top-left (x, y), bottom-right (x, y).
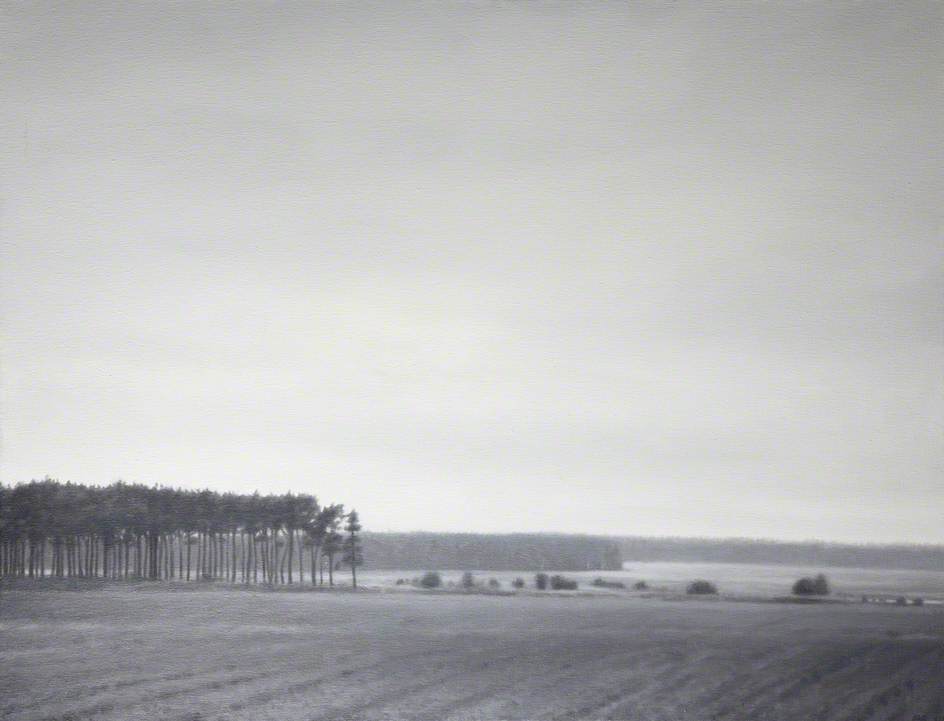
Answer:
top-left (405, 573), bottom-right (653, 592)
top-left (459, 572), bottom-right (502, 590)
top-left (403, 570), bottom-right (924, 608)
top-left (533, 573), bottom-right (578, 590)
top-left (550, 574), bottom-right (578, 590)
top-left (587, 578), bottom-right (649, 590)
top-left (591, 578), bottom-right (626, 589)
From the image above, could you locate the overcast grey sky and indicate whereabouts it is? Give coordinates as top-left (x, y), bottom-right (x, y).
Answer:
top-left (1, 1), bottom-right (941, 543)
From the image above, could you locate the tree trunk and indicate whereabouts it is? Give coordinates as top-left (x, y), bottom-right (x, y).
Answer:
top-left (261, 536), bottom-right (268, 583)
top-left (286, 528), bottom-right (294, 584)
top-left (230, 531), bottom-right (237, 583)
top-left (150, 533), bottom-right (159, 580)
top-left (298, 531), bottom-right (305, 584)
top-left (280, 540), bottom-right (287, 584)
top-left (238, 532), bottom-right (243, 583)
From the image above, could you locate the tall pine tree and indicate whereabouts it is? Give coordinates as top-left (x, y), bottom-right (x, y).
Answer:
top-left (342, 510), bottom-right (363, 589)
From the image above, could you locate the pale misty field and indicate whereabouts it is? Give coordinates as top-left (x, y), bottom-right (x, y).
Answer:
top-left (359, 561), bottom-right (944, 602)
top-left (2, 573), bottom-right (943, 721)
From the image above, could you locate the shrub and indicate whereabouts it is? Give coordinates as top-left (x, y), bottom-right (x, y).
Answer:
top-left (488, 578), bottom-right (501, 589)
top-left (793, 574), bottom-right (830, 596)
top-left (896, 596), bottom-right (908, 606)
top-left (419, 571), bottom-right (442, 589)
top-left (535, 573), bottom-right (549, 590)
top-left (913, 597), bottom-right (924, 607)
top-left (550, 575), bottom-right (578, 590)
top-left (461, 571), bottom-right (476, 589)
top-left (591, 578), bottom-right (626, 589)
top-left (686, 580), bottom-right (718, 595)
top-left (395, 578), bottom-right (406, 586)
top-left (633, 580), bottom-right (649, 591)
top-left (512, 577), bottom-right (525, 589)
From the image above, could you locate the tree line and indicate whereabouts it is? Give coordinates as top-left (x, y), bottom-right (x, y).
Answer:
top-left (615, 536), bottom-right (944, 571)
top-left (361, 532), bottom-right (623, 571)
top-left (0, 479), bottom-right (363, 587)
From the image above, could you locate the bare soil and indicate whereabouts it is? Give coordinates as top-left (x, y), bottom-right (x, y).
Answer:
top-left (0, 585), bottom-right (941, 720)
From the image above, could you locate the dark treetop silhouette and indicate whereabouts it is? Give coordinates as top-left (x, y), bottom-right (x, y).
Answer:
top-left (0, 479), bottom-right (355, 586)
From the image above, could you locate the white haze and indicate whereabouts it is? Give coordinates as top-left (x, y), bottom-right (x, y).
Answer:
top-left (1, 1), bottom-right (941, 543)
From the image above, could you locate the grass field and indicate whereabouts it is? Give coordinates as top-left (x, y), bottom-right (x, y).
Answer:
top-left (358, 561), bottom-right (944, 602)
top-left (1, 582), bottom-right (942, 721)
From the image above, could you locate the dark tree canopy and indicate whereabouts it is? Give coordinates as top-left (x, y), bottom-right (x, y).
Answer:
top-left (0, 478), bottom-right (355, 586)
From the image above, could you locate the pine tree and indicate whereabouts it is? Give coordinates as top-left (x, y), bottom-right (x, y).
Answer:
top-left (342, 510), bottom-right (363, 589)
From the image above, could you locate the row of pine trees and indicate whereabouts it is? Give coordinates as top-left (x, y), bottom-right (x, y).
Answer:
top-left (0, 479), bottom-right (363, 587)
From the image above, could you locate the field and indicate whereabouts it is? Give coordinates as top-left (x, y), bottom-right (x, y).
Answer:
top-left (359, 561), bottom-right (944, 602)
top-left (2, 576), bottom-right (942, 721)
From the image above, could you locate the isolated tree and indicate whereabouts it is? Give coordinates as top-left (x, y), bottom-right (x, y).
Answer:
top-left (342, 510), bottom-right (363, 589)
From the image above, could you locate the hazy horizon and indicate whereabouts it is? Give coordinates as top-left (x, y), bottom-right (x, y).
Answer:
top-left (2, 1), bottom-right (941, 544)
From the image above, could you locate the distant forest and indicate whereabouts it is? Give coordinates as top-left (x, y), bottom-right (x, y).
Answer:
top-left (363, 533), bottom-right (943, 572)
top-left (362, 532), bottom-right (623, 571)
top-left (614, 536), bottom-right (944, 571)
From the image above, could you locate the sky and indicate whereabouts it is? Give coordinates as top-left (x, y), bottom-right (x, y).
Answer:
top-left (1, 1), bottom-right (941, 543)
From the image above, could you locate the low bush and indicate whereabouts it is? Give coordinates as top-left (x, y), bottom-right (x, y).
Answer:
top-left (896, 596), bottom-right (908, 606)
top-left (913, 597), bottom-right (924, 607)
top-left (633, 580), bottom-right (649, 591)
top-left (535, 573), bottom-right (549, 590)
top-left (550, 575), bottom-right (578, 590)
top-left (686, 580), bottom-right (718, 595)
top-left (591, 578), bottom-right (626, 589)
top-left (461, 571), bottom-right (476, 589)
top-left (488, 578), bottom-right (501, 589)
top-left (512, 577), bottom-right (525, 589)
top-left (792, 574), bottom-right (830, 596)
top-left (419, 571), bottom-right (442, 589)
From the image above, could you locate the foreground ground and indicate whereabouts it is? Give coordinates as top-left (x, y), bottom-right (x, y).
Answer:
top-left (1, 586), bottom-right (942, 721)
